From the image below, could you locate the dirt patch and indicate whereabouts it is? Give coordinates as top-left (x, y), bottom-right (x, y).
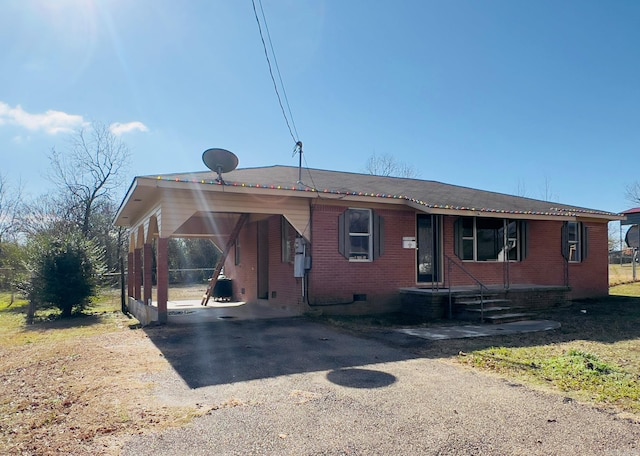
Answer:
top-left (0, 323), bottom-right (195, 455)
top-left (161, 284), bottom-right (209, 301)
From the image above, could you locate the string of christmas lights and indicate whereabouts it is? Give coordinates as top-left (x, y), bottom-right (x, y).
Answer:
top-left (154, 175), bottom-right (620, 218)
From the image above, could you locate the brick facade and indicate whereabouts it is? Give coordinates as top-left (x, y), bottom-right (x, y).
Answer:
top-left (306, 204), bottom-right (417, 314)
top-left (224, 221), bottom-right (258, 303)
top-left (567, 221), bottom-right (609, 299)
top-left (223, 202), bottom-right (610, 316)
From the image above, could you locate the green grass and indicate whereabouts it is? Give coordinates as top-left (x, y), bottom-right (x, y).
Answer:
top-left (609, 263), bottom-right (640, 286)
top-left (0, 289), bottom-right (134, 348)
top-left (461, 346), bottom-right (640, 413)
top-left (455, 285), bottom-right (640, 416)
top-left (318, 286), bottom-right (640, 418)
top-left (610, 281), bottom-right (640, 297)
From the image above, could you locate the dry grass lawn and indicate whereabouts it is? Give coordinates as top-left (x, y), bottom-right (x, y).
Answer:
top-left (609, 263), bottom-right (640, 286)
top-left (0, 291), bottom-right (199, 456)
top-left (1, 277), bottom-right (639, 454)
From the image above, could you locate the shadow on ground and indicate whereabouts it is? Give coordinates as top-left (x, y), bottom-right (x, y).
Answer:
top-left (143, 317), bottom-right (418, 389)
top-left (143, 296), bottom-right (640, 390)
top-left (19, 312), bottom-right (108, 331)
top-left (323, 296), bottom-right (640, 359)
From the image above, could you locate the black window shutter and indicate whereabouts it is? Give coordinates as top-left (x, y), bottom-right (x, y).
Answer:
top-left (561, 222), bottom-right (569, 260)
top-left (373, 212), bottom-right (385, 260)
top-left (454, 218), bottom-right (463, 259)
top-left (338, 211), bottom-right (346, 258)
top-left (521, 221), bottom-right (529, 260)
top-left (582, 224), bottom-right (589, 262)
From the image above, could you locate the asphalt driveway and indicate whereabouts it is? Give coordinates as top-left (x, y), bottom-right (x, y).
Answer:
top-left (122, 317), bottom-right (639, 455)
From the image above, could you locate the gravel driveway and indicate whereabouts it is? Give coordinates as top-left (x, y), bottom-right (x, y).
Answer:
top-left (122, 317), bottom-right (639, 455)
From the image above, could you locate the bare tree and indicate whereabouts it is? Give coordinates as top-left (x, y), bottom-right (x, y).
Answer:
top-left (539, 177), bottom-right (558, 202)
top-left (364, 153), bottom-right (420, 178)
top-left (0, 174), bottom-right (23, 243)
top-left (515, 179), bottom-right (528, 197)
top-left (625, 182), bottom-right (640, 207)
top-left (19, 193), bottom-right (77, 237)
top-left (47, 123), bottom-right (130, 238)
top-left (608, 222), bottom-right (621, 252)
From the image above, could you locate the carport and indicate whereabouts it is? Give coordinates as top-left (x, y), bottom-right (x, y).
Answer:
top-left (113, 172), bottom-right (312, 325)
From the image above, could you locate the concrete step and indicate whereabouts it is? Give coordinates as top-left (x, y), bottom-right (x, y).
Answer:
top-left (483, 312), bottom-right (536, 324)
top-left (455, 298), bottom-right (511, 307)
top-left (454, 293), bottom-right (502, 300)
top-left (464, 306), bottom-right (513, 313)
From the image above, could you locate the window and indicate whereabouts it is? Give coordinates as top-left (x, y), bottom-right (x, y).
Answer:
top-left (338, 208), bottom-right (385, 262)
top-left (281, 217), bottom-right (294, 263)
top-left (234, 239), bottom-right (240, 265)
top-left (455, 217), bottom-right (527, 262)
top-left (461, 217), bottom-right (475, 260)
top-left (562, 221), bottom-right (588, 263)
top-left (347, 208), bottom-right (372, 260)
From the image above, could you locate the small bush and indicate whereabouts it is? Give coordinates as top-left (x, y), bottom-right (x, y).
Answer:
top-left (23, 231), bottom-right (105, 319)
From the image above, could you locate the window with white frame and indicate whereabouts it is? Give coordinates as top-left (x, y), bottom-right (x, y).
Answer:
top-left (567, 221), bottom-right (580, 262)
top-left (338, 208), bottom-right (385, 262)
top-left (347, 208), bottom-right (372, 261)
top-left (455, 217), bottom-right (526, 262)
top-left (563, 221), bottom-right (588, 263)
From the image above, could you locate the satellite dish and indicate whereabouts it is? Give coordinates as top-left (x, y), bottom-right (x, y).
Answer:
top-left (202, 148), bottom-right (239, 184)
top-left (625, 225), bottom-right (640, 249)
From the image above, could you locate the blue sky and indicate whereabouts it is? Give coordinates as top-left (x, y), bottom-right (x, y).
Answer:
top-left (1, 0), bottom-right (639, 226)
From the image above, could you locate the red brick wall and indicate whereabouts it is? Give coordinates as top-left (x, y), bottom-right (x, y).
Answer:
top-left (264, 215), bottom-right (306, 311)
top-left (224, 216), bottom-right (306, 311)
top-left (567, 222), bottom-right (609, 299)
top-left (223, 221), bottom-right (258, 303)
top-left (306, 204), bottom-right (417, 312)
top-left (441, 217), bottom-right (609, 299)
top-left (225, 206), bottom-right (610, 313)
top-left (442, 218), bottom-right (568, 287)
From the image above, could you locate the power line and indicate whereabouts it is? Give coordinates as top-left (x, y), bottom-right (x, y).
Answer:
top-left (251, 0), bottom-right (299, 144)
top-left (257, 0), bottom-right (299, 141)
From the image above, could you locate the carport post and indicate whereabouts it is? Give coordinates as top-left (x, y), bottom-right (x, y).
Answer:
top-left (157, 237), bottom-right (169, 324)
top-left (143, 243), bottom-right (153, 306)
top-left (127, 251), bottom-right (134, 298)
top-left (133, 247), bottom-right (142, 301)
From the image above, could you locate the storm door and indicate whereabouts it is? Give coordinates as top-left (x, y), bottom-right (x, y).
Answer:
top-left (417, 214), bottom-right (441, 283)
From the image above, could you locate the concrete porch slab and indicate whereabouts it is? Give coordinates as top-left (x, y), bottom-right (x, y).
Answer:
top-left (396, 319), bottom-right (561, 341)
top-left (161, 299), bottom-right (302, 324)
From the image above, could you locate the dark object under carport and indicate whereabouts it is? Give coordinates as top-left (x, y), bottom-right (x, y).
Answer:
top-left (212, 277), bottom-right (233, 302)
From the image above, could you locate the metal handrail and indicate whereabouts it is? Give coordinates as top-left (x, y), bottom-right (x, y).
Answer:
top-left (444, 254), bottom-right (490, 322)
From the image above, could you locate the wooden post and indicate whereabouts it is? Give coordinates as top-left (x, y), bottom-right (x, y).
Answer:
top-left (157, 238), bottom-right (169, 324)
top-left (127, 251), bottom-right (134, 299)
top-left (120, 256), bottom-right (126, 314)
top-left (134, 248), bottom-right (142, 301)
top-left (143, 243), bottom-right (153, 305)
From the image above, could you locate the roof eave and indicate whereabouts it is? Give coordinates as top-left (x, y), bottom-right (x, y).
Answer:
top-left (113, 177), bottom-right (141, 226)
top-left (117, 175), bottom-right (625, 224)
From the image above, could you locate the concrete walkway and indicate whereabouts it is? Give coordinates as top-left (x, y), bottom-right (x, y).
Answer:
top-left (165, 299), bottom-right (561, 340)
top-left (397, 319), bottom-right (561, 340)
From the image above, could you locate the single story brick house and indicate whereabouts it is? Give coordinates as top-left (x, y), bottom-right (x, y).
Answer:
top-left (114, 164), bottom-right (623, 324)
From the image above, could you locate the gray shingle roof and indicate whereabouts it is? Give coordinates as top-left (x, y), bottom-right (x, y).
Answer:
top-left (148, 165), bottom-right (619, 219)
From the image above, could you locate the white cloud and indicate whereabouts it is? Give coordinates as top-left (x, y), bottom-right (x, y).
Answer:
top-left (0, 101), bottom-right (87, 134)
top-left (109, 121), bottom-right (149, 136)
top-left (0, 101), bottom-right (149, 138)
top-left (11, 135), bottom-right (30, 144)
